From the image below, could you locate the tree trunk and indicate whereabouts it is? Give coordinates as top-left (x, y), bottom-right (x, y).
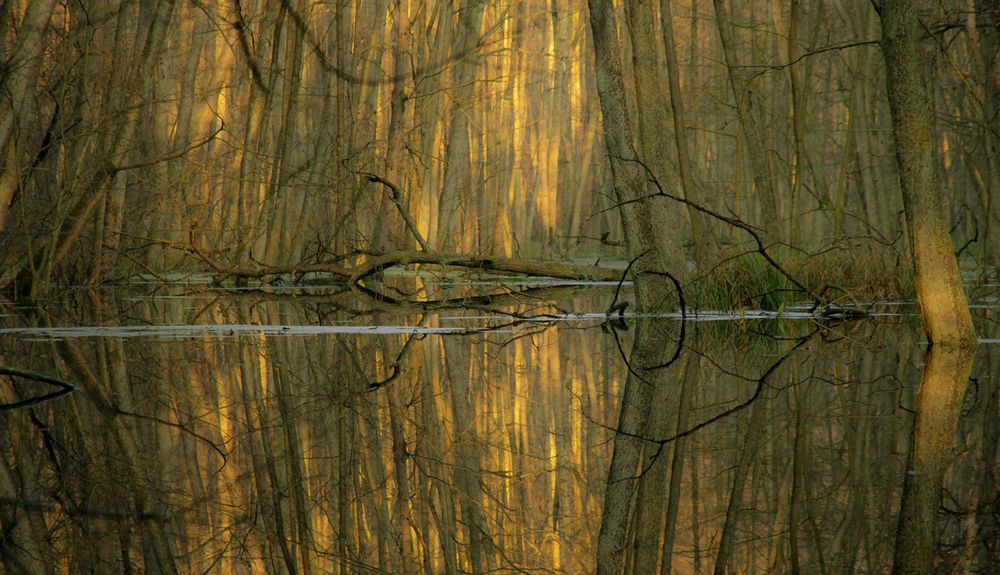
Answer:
top-left (878, 0), bottom-right (976, 346)
top-left (711, 0), bottom-right (780, 233)
top-left (660, 0), bottom-right (708, 266)
top-left (438, 1), bottom-right (486, 251)
top-left (623, 0), bottom-right (686, 276)
top-left (586, 0), bottom-right (680, 309)
top-left (586, 2), bottom-right (688, 573)
top-left (0, 0), bottom-right (59, 233)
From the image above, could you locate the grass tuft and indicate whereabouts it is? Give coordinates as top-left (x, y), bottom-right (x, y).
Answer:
top-left (685, 241), bottom-right (914, 312)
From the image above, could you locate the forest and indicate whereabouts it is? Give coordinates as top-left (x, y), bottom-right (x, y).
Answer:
top-left (0, 0), bottom-right (997, 574)
top-left (1, 0), bottom-right (997, 292)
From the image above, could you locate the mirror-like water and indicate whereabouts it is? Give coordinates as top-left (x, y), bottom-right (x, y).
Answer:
top-left (1, 284), bottom-right (997, 574)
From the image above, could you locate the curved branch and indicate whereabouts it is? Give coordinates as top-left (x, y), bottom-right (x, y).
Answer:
top-left (361, 173), bottom-right (432, 252)
top-left (612, 154), bottom-right (820, 302)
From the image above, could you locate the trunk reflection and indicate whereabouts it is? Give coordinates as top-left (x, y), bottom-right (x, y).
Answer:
top-left (893, 343), bottom-right (976, 574)
top-left (0, 291), bottom-right (995, 574)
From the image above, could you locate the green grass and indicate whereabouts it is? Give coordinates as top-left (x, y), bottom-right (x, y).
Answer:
top-left (685, 242), bottom-right (915, 312)
top-left (686, 252), bottom-right (795, 312)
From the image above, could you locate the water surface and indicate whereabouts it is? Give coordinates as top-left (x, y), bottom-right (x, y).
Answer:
top-left (1, 283), bottom-right (996, 574)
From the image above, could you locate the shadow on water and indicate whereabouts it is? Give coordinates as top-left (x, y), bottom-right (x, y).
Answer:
top-left (0, 282), bottom-right (997, 573)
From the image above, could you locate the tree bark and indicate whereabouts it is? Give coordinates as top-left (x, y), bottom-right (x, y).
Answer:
top-left (878, 0), bottom-right (976, 346)
top-left (0, 0), bottom-right (59, 233)
top-left (711, 0), bottom-right (780, 233)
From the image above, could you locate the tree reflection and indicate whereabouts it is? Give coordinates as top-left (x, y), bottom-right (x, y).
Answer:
top-left (894, 343), bottom-right (976, 574)
top-left (0, 291), bottom-right (996, 574)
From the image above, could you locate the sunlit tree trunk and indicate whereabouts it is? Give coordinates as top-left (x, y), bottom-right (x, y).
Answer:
top-left (380, 0), bottom-right (423, 254)
top-left (438, 1), bottom-right (486, 251)
top-left (660, 0), bottom-right (707, 266)
top-left (0, 0), bottom-right (59, 233)
top-left (263, 0), bottom-right (307, 263)
top-left (711, 0), bottom-right (780, 233)
top-left (878, 0), bottom-right (976, 346)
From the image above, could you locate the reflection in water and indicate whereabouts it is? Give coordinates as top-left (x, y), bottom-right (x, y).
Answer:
top-left (894, 343), bottom-right (976, 574)
top-left (0, 288), bottom-right (996, 574)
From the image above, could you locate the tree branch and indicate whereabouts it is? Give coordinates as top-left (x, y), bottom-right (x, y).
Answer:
top-left (361, 173), bottom-right (432, 252)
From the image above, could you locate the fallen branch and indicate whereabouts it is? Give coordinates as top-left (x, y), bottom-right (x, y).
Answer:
top-left (142, 233), bottom-right (621, 290)
top-left (349, 250), bottom-right (623, 287)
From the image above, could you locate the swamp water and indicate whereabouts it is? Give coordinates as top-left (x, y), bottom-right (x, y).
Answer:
top-left (0, 280), bottom-right (997, 574)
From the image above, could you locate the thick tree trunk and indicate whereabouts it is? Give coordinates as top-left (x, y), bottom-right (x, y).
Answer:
top-left (879, 7), bottom-right (978, 572)
top-left (586, 3), bottom-right (687, 574)
top-left (586, 0), bottom-right (679, 310)
top-left (878, 0), bottom-right (976, 346)
top-left (622, 0), bottom-right (686, 276)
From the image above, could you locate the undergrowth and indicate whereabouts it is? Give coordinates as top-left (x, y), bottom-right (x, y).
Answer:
top-left (685, 242), bottom-right (914, 312)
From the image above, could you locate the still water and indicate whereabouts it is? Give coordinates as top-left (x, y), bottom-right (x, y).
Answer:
top-left (1, 281), bottom-right (997, 574)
